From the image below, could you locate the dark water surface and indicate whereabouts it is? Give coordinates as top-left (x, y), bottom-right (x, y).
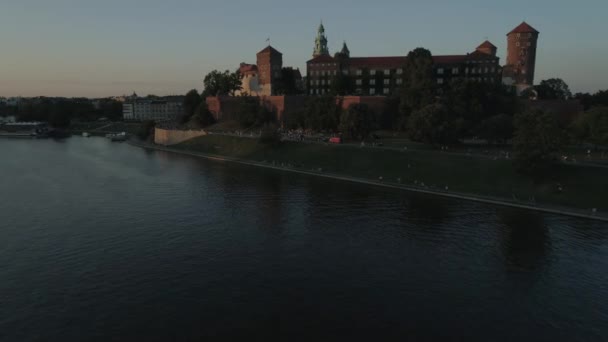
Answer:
top-left (1, 137), bottom-right (607, 341)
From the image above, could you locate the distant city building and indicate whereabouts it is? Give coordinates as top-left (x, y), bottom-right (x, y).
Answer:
top-left (502, 22), bottom-right (539, 94)
top-left (5, 97), bottom-right (23, 107)
top-left (0, 116), bottom-right (16, 123)
top-left (306, 24), bottom-right (502, 96)
top-left (123, 95), bottom-right (184, 122)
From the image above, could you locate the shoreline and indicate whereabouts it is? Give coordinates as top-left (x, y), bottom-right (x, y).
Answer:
top-left (128, 139), bottom-right (608, 222)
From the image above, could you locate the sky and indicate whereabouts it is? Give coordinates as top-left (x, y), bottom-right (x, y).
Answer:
top-left (0, 0), bottom-right (606, 97)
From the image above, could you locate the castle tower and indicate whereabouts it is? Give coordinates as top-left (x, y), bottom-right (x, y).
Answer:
top-left (313, 22), bottom-right (329, 58)
top-left (505, 22), bottom-right (539, 92)
top-left (256, 45), bottom-right (283, 95)
top-left (340, 41), bottom-right (350, 57)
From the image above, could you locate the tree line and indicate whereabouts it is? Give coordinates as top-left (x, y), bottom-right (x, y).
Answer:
top-left (1, 98), bottom-right (123, 127)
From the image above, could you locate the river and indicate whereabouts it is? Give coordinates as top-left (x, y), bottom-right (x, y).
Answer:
top-left (1, 137), bottom-right (607, 341)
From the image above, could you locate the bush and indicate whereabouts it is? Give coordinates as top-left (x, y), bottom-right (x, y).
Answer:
top-left (513, 109), bottom-right (566, 176)
top-left (259, 123), bottom-right (281, 145)
top-left (236, 97), bottom-right (275, 128)
top-left (137, 120), bottom-right (156, 140)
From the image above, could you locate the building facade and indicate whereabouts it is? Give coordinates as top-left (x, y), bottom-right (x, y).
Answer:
top-left (502, 22), bottom-right (540, 94)
top-left (236, 45), bottom-right (285, 96)
top-left (123, 96), bottom-right (183, 122)
top-left (306, 23), bottom-right (502, 96)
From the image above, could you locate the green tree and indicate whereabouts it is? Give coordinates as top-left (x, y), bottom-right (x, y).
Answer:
top-left (339, 103), bottom-right (375, 140)
top-left (48, 109), bottom-right (71, 128)
top-left (407, 103), bottom-right (462, 144)
top-left (478, 114), bottom-right (514, 145)
top-left (259, 122), bottom-right (281, 144)
top-left (182, 89), bottom-right (202, 123)
top-left (534, 78), bottom-right (572, 100)
top-left (330, 73), bottom-right (354, 96)
top-left (235, 97), bottom-right (274, 128)
top-left (398, 47), bottom-right (435, 130)
top-left (274, 67), bottom-right (302, 95)
top-left (302, 95), bottom-right (341, 131)
top-left (190, 102), bottom-right (216, 128)
top-left (137, 120), bottom-right (156, 140)
top-left (571, 106), bottom-right (608, 147)
top-left (444, 80), bottom-right (519, 137)
top-left (513, 109), bottom-right (566, 176)
top-left (380, 96), bottom-right (400, 130)
top-left (202, 70), bottom-right (242, 97)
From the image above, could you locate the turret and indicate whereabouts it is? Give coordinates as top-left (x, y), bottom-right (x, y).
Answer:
top-left (313, 21), bottom-right (329, 58)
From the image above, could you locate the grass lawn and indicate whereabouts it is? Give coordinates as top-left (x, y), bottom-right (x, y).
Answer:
top-left (176, 134), bottom-right (608, 211)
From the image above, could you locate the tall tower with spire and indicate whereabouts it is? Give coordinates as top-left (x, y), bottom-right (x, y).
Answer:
top-left (313, 21), bottom-right (329, 58)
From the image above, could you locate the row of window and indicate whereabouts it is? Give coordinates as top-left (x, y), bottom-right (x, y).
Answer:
top-left (310, 65), bottom-right (498, 78)
top-left (310, 63), bottom-right (339, 68)
top-left (467, 67), bottom-right (497, 74)
top-left (308, 88), bottom-right (392, 95)
top-left (355, 79), bottom-right (400, 85)
top-left (516, 42), bottom-right (532, 47)
top-left (310, 79), bottom-right (333, 86)
top-left (356, 69), bottom-right (398, 76)
top-left (310, 70), bottom-right (338, 76)
top-left (311, 71), bottom-right (498, 88)
top-left (437, 68), bottom-right (460, 75)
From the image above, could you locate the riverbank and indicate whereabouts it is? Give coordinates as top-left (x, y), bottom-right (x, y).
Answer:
top-left (129, 137), bottom-right (608, 222)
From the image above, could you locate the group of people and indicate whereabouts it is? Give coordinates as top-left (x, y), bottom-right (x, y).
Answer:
top-left (280, 129), bottom-right (330, 143)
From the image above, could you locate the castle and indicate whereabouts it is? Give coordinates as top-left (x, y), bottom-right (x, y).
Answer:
top-left (306, 21), bottom-right (538, 95)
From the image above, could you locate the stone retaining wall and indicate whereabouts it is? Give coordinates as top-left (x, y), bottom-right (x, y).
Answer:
top-left (154, 128), bottom-right (207, 146)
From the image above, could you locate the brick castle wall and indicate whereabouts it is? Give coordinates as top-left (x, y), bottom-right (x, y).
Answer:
top-left (207, 96), bottom-right (389, 127)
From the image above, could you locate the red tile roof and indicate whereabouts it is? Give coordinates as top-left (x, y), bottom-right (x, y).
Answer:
top-left (348, 55), bottom-right (473, 67)
top-left (432, 55), bottom-right (469, 64)
top-left (307, 54), bottom-right (336, 63)
top-left (257, 45), bottom-right (282, 55)
top-left (509, 22), bottom-right (539, 35)
top-left (239, 64), bottom-right (258, 73)
top-left (308, 52), bottom-right (496, 69)
top-left (467, 51), bottom-right (498, 60)
top-left (477, 40), bottom-right (497, 49)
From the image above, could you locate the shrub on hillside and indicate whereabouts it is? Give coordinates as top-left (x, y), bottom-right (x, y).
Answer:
top-left (137, 120), bottom-right (156, 140)
top-left (259, 123), bottom-right (281, 145)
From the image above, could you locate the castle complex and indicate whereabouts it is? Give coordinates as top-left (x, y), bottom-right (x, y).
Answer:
top-left (234, 21), bottom-right (539, 98)
top-left (305, 21), bottom-right (538, 96)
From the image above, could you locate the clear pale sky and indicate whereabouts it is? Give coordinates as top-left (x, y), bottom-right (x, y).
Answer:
top-left (1, 0), bottom-right (606, 97)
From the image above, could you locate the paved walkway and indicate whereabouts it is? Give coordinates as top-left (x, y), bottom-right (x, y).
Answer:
top-left (128, 140), bottom-right (608, 222)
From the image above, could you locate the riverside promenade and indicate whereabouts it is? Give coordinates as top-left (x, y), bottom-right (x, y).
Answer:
top-left (129, 139), bottom-right (608, 222)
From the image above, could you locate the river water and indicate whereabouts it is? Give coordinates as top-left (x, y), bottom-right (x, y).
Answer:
top-left (1, 137), bottom-right (607, 341)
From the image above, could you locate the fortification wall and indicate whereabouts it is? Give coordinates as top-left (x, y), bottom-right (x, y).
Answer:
top-left (154, 128), bottom-right (207, 146)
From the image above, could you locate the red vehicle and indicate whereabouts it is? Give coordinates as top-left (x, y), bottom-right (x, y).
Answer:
top-left (329, 137), bottom-right (342, 144)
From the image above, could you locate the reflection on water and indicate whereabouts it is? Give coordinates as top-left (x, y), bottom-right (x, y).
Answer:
top-left (1, 137), bottom-right (607, 342)
top-left (498, 209), bottom-right (549, 272)
top-left (405, 193), bottom-right (451, 225)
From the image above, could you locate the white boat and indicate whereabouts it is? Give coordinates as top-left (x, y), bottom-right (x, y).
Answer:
top-left (107, 132), bottom-right (128, 142)
top-left (82, 132), bottom-right (90, 137)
